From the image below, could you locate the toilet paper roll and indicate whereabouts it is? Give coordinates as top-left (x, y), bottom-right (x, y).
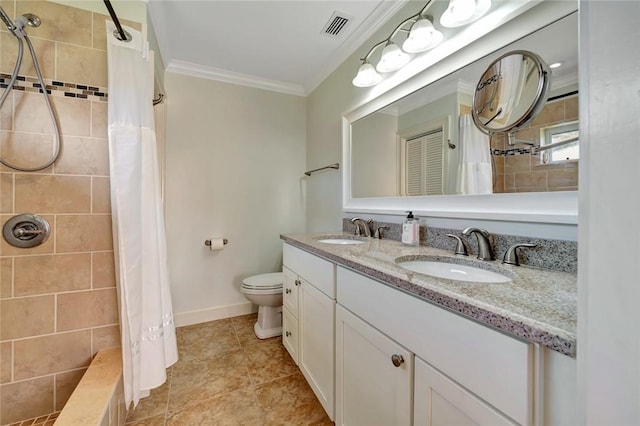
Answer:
top-left (206, 238), bottom-right (226, 251)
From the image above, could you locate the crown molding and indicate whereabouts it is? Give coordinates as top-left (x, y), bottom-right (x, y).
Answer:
top-left (166, 60), bottom-right (306, 96)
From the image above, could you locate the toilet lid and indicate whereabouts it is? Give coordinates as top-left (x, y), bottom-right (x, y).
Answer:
top-left (241, 272), bottom-right (283, 290)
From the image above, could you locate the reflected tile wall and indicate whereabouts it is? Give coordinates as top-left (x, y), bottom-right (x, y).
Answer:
top-left (491, 95), bottom-right (579, 194)
top-left (0, 1), bottom-right (140, 424)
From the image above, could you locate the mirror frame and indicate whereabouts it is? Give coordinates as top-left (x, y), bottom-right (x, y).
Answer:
top-left (342, 1), bottom-right (578, 225)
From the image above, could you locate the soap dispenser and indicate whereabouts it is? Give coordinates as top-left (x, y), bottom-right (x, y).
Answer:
top-left (402, 211), bottom-right (419, 246)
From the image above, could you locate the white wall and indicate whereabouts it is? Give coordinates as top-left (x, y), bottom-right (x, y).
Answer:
top-left (164, 73), bottom-right (306, 325)
top-left (578, 2), bottom-right (640, 424)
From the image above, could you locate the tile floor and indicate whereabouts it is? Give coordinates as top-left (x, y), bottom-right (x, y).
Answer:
top-left (125, 314), bottom-right (333, 425)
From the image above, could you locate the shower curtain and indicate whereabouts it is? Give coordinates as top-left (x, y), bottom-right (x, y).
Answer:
top-left (457, 114), bottom-right (493, 194)
top-left (106, 22), bottom-right (178, 408)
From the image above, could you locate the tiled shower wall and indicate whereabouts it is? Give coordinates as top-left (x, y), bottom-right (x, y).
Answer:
top-left (0, 1), bottom-right (139, 424)
top-left (491, 94), bottom-right (579, 193)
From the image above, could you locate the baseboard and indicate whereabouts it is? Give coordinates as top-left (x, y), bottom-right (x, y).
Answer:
top-left (174, 301), bottom-right (257, 327)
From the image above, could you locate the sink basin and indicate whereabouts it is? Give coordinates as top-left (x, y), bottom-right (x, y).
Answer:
top-left (397, 259), bottom-right (513, 283)
top-left (316, 237), bottom-right (366, 245)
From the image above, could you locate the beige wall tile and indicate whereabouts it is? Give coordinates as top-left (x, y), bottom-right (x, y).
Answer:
top-left (57, 288), bottom-right (118, 332)
top-left (532, 100), bottom-right (565, 127)
top-left (57, 43), bottom-right (107, 87)
top-left (92, 325), bottom-right (121, 356)
top-left (92, 13), bottom-right (142, 51)
top-left (1, 32), bottom-right (55, 79)
top-left (16, 1), bottom-right (92, 47)
top-left (504, 173), bottom-right (515, 191)
top-left (515, 170), bottom-right (548, 190)
top-left (91, 101), bottom-right (108, 138)
top-left (0, 214), bottom-right (54, 256)
top-left (0, 131), bottom-right (55, 173)
top-left (55, 137), bottom-right (110, 176)
top-left (92, 177), bottom-right (111, 214)
top-left (565, 96), bottom-right (579, 121)
top-left (92, 251), bottom-right (115, 288)
top-left (493, 174), bottom-right (505, 194)
top-left (504, 154), bottom-right (532, 174)
top-left (14, 253), bottom-right (90, 297)
top-left (548, 167), bottom-right (579, 189)
top-left (0, 376), bottom-right (54, 424)
top-left (0, 258), bottom-right (11, 299)
top-left (14, 174), bottom-right (91, 213)
top-left (56, 214), bottom-right (113, 253)
top-left (13, 330), bottom-right (91, 380)
top-left (0, 90), bottom-right (12, 130)
top-left (0, 172), bottom-right (13, 213)
top-left (1, 341), bottom-right (11, 383)
top-left (13, 93), bottom-right (91, 137)
top-left (55, 368), bottom-right (87, 411)
top-left (1, 295), bottom-right (55, 340)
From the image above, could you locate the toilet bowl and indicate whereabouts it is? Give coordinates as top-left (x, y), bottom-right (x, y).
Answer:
top-left (241, 272), bottom-right (283, 339)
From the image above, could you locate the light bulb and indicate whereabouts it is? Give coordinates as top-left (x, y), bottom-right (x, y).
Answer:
top-left (376, 42), bottom-right (410, 73)
top-left (352, 62), bottom-right (382, 87)
top-left (440, 0), bottom-right (491, 28)
top-left (402, 18), bottom-right (443, 53)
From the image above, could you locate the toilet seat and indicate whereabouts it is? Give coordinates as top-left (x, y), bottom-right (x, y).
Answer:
top-left (241, 272), bottom-right (283, 291)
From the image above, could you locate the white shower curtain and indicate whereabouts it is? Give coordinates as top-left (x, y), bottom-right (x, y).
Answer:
top-left (457, 114), bottom-right (493, 195)
top-left (106, 22), bottom-right (178, 408)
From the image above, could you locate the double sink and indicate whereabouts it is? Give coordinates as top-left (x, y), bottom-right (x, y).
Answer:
top-left (316, 235), bottom-right (514, 284)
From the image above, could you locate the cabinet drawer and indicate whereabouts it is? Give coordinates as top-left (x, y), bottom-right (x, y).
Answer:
top-left (283, 243), bottom-right (335, 298)
top-left (282, 307), bottom-right (298, 365)
top-left (283, 266), bottom-right (299, 316)
top-left (337, 266), bottom-right (532, 425)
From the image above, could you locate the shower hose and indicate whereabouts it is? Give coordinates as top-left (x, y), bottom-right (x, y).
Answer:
top-left (0, 17), bottom-right (61, 171)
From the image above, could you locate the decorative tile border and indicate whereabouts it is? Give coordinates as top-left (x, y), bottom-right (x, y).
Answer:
top-left (491, 147), bottom-right (535, 156)
top-left (0, 73), bottom-right (107, 102)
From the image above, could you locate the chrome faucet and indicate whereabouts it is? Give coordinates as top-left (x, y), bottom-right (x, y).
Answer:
top-left (350, 217), bottom-right (372, 237)
top-left (502, 243), bottom-right (537, 266)
top-left (462, 227), bottom-right (494, 260)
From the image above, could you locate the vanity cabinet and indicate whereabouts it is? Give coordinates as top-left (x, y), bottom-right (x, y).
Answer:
top-left (335, 304), bottom-right (412, 426)
top-left (337, 266), bottom-right (533, 425)
top-left (282, 243), bottom-right (336, 420)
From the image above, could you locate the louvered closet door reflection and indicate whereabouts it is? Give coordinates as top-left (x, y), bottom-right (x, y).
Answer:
top-left (405, 129), bottom-right (444, 196)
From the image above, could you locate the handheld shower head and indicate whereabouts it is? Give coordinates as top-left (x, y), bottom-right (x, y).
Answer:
top-left (22, 13), bottom-right (41, 27)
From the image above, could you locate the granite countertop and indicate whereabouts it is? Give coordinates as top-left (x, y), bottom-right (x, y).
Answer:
top-left (281, 232), bottom-right (577, 357)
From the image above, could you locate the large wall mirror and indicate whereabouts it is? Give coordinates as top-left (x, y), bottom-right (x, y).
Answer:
top-left (344, 3), bottom-right (578, 224)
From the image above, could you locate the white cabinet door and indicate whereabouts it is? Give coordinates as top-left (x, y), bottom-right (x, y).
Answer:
top-left (283, 266), bottom-right (299, 316)
top-left (335, 305), bottom-right (412, 426)
top-left (282, 305), bottom-right (298, 364)
top-left (414, 357), bottom-right (516, 426)
top-left (299, 278), bottom-right (335, 420)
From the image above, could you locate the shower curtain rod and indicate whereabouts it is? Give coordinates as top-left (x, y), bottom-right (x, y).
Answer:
top-left (103, 0), bottom-right (131, 42)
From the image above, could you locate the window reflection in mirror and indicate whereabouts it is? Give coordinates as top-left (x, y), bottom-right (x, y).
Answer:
top-left (350, 12), bottom-right (578, 198)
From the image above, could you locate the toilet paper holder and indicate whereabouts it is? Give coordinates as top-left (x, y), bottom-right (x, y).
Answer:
top-left (204, 238), bottom-right (229, 247)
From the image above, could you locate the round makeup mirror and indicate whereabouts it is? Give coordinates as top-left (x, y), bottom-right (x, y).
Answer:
top-left (472, 50), bottom-right (551, 134)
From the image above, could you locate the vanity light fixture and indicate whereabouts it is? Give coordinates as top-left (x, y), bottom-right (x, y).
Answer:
top-left (352, 0), bottom-right (443, 87)
top-left (440, 0), bottom-right (491, 28)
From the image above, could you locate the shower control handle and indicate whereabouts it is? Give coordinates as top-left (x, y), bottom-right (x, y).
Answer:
top-left (13, 228), bottom-right (45, 237)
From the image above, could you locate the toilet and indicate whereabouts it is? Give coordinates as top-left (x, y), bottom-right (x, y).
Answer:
top-left (241, 272), bottom-right (283, 339)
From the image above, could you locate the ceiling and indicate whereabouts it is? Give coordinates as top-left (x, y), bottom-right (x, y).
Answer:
top-left (147, 0), bottom-right (412, 96)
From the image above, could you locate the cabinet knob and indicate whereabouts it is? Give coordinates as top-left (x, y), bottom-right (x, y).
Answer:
top-left (295, 279), bottom-right (301, 286)
top-left (286, 331), bottom-right (292, 337)
top-left (391, 354), bottom-right (404, 367)
top-left (285, 288), bottom-right (291, 294)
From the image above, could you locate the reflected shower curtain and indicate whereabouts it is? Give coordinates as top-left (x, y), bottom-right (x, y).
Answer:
top-left (457, 114), bottom-right (493, 194)
top-left (106, 22), bottom-right (178, 408)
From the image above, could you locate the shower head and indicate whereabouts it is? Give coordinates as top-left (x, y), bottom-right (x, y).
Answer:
top-left (21, 13), bottom-right (41, 28)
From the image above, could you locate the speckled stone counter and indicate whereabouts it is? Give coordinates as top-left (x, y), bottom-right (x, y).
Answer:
top-left (281, 233), bottom-right (577, 357)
